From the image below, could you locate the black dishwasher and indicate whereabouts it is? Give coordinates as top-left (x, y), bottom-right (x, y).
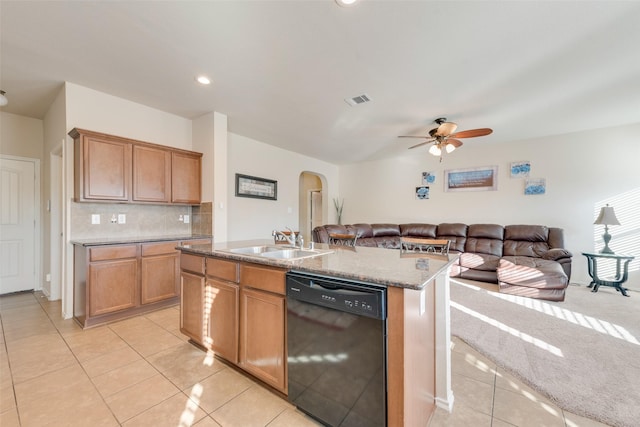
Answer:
top-left (286, 271), bottom-right (387, 427)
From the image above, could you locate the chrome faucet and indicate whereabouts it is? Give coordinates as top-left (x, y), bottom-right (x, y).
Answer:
top-left (273, 227), bottom-right (298, 246)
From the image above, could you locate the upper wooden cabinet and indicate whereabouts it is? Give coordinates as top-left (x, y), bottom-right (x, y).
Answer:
top-left (70, 128), bottom-right (202, 205)
top-left (133, 144), bottom-right (171, 203)
top-left (171, 151), bottom-right (202, 204)
top-left (71, 129), bottom-right (132, 202)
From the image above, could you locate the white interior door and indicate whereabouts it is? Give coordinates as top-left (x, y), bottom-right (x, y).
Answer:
top-left (1, 158), bottom-right (36, 294)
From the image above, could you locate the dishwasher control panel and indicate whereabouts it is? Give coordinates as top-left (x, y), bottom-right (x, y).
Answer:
top-left (286, 271), bottom-right (386, 319)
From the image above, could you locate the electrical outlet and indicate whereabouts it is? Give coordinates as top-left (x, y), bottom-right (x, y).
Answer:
top-left (91, 214), bottom-right (100, 224)
top-left (118, 214), bottom-right (126, 224)
top-left (183, 215), bottom-right (190, 224)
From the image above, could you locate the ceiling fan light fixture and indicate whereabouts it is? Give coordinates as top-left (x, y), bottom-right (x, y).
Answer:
top-left (445, 143), bottom-right (456, 153)
top-left (428, 144), bottom-right (442, 156)
top-left (0, 90), bottom-right (7, 107)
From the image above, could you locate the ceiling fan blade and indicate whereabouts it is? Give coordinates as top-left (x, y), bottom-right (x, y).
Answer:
top-left (408, 140), bottom-right (432, 149)
top-left (435, 121), bottom-right (457, 136)
top-left (450, 128), bottom-right (493, 138)
top-left (398, 135), bottom-right (429, 138)
top-left (446, 138), bottom-right (463, 148)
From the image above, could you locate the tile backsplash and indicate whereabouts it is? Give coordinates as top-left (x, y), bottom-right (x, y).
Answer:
top-left (70, 202), bottom-right (192, 240)
top-left (192, 202), bottom-right (213, 236)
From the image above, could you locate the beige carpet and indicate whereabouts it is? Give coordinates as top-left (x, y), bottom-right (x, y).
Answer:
top-left (450, 279), bottom-right (640, 427)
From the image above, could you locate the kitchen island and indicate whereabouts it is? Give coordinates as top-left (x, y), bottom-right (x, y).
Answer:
top-left (178, 239), bottom-right (457, 427)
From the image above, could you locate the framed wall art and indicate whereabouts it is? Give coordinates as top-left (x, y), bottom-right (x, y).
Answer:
top-left (510, 161), bottom-right (531, 178)
top-left (235, 173), bottom-right (277, 200)
top-left (444, 166), bottom-right (498, 192)
top-left (422, 172), bottom-right (436, 185)
top-left (415, 186), bottom-right (430, 200)
top-left (525, 178), bottom-right (546, 195)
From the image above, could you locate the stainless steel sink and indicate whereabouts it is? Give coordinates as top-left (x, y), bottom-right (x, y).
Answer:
top-left (260, 249), bottom-right (328, 259)
top-left (228, 245), bottom-right (284, 255)
top-left (222, 245), bottom-right (332, 260)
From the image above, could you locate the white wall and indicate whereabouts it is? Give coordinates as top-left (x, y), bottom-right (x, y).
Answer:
top-left (227, 132), bottom-right (339, 242)
top-left (43, 87), bottom-right (67, 301)
top-left (65, 82), bottom-right (192, 149)
top-left (0, 112), bottom-right (44, 159)
top-left (340, 123), bottom-right (640, 289)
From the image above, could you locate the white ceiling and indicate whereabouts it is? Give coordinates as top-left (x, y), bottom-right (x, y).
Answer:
top-left (2, 1), bottom-right (640, 164)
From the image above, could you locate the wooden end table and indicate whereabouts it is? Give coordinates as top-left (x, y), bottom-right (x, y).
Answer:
top-left (582, 252), bottom-right (635, 297)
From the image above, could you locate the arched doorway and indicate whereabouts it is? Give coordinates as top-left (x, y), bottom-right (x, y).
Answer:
top-left (298, 172), bottom-right (327, 243)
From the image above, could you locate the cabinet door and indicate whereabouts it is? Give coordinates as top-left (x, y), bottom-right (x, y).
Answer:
top-left (208, 279), bottom-right (239, 363)
top-left (171, 151), bottom-right (201, 204)
top-left (81, 135), bottom-right (132, 201)
top-left (141, 253), bottom-right (179, 304)
top-left (133, 144), bottom-right (171, 203)
top-left (180, 271), bottom-right (207, 346)
top-left (239, 288), bottom-right (286, 392)
top-left (89, 259), bottom-right (138, 316)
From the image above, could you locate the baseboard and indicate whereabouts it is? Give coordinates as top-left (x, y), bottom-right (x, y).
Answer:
top-left (435, 391), bottom-right (454, 413)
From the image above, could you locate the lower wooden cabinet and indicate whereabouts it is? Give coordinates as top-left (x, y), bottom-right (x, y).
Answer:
top-left (239, 287), bottom-right (286, 392)
top-left (179, 254), bottom-right (287, 394)
top-left (207, 279), bottom-right (239, 363)
top-left (89, 256), bottom-right (138, 317)
top-left (180, 271), bottom-right (207, 344)
top-left (141, 242), bottom-right (180, 304)
top-left (74, 238), bottom-right (209, 328)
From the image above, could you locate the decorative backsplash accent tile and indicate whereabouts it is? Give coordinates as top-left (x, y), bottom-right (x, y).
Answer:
top-left (192, 202), bottom-right (213, 236)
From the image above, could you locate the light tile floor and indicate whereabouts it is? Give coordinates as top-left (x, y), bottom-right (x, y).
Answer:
top-left (0, 291), bottom-right (610, 426)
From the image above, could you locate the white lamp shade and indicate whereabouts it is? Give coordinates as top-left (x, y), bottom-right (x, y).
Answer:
top-left (445, 143), bottom-right (456, 153)
top-left (0, 91), bottom-right (7, 107)
top-left (594, 205), bottom-right (620, 226)
top-left (428, 144), bottom-right (442, 156)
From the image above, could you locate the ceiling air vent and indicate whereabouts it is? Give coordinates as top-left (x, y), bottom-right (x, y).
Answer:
top-left (344, 93), bottom-right (371, 106)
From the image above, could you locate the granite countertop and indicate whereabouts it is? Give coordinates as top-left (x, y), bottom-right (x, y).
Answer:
top-left (71, 234), bottom-right (212, 246)
top-left (178, 239), bottom-right (459, 290)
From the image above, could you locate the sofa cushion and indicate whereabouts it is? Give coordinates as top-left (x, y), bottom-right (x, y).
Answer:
top-left (459, 252), bottom-right (501, 271)
top-left (498, 257), bottom-right (568, 290)
top-left (351, 224), bottom-right (374, 238)
top-left (371, 223), bottom-right (400, 237)
top-left (436, 223), bottom-right (468, 253)
top-left (503, 225), bottom-right (551, 258)
top-left (400, 223), bottom-right (437, 238)
top-left (464, 224), bottom-right (504, 256)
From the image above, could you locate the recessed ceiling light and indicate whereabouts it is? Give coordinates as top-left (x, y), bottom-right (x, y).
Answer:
top-left (196, 76), bottom-right (211, 85)
top-left (335, 0), bottom-right (358, 6)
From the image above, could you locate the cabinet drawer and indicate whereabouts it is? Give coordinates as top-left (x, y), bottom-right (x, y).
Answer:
top-left (240, 264), bottom-right (286, 295)
top-left (181, 253), bottom-right (205, 275)
top-left (89, 245), bottom-right (138, 262)
top-left (141, 241), bottom-right (179, 257)
top-left (206, 257), bottom-right (239, 282)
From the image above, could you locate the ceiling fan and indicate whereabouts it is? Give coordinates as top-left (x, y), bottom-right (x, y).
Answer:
top-left (399, 117), bottom-right (493, 162)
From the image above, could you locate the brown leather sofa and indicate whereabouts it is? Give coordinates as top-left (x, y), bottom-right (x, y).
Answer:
top-left (312, 223), bottom-right (572, 301)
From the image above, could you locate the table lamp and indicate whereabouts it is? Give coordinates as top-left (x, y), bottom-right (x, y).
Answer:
top-left (594, 204), bottom-right (620, 254)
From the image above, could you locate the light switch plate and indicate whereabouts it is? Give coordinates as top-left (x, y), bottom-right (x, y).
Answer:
top-left (183, 215), bottom-right (190, 224)
top-left (91, 214), bottom-right (100, 225)
top-left (118, 214), bottom-right (126, 224)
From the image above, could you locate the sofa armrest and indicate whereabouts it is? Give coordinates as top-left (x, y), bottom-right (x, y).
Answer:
top-left (543, 248), bottom-right (573, 261)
